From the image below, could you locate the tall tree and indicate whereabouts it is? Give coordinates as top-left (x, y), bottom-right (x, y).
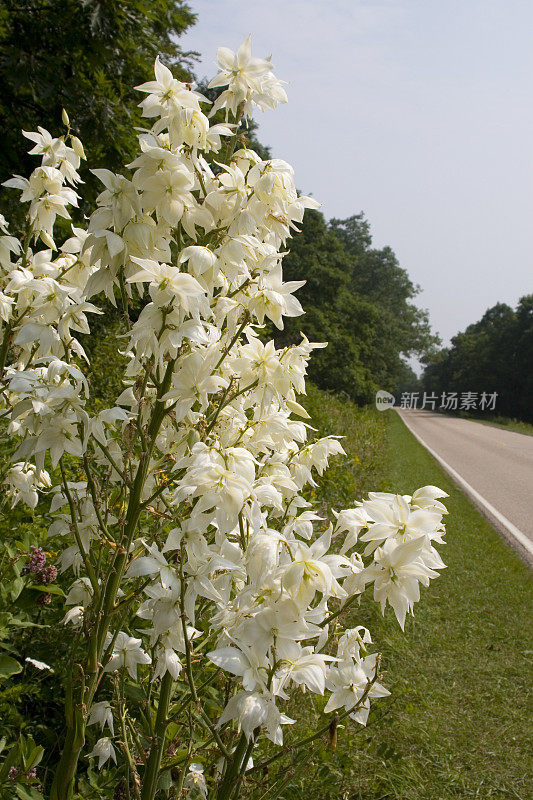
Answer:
top-left (280, 211), bottom-right (439, 402)
top-left (422, 296), bottom-right (533, 422)
top-left (277, 209), bottom-right (380, 402)
top-left (514, 295), bottom-right (533, 421)
top-left (330, 215), bottom-right (438, 364)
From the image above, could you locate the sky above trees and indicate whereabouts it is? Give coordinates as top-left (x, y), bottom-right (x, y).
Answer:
top-left (183, 0), bottom-right (533, 346)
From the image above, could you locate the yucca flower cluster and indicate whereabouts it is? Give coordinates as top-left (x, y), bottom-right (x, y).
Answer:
top-left (0, 36), bottom-right (448, 800)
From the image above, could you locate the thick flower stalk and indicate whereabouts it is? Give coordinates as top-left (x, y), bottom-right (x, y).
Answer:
top-left (0, 37), bottom-right (449, 800)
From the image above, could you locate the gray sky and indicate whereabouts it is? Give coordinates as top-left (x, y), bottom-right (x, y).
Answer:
top-left (182, 0), bottom-right (533, 347)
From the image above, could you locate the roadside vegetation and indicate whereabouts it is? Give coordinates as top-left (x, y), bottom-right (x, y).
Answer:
top-left (423, 296), bottom-right (533, 424)
top-left (273, 390), bottom-right (533, 800)
top-left (460, 414), bottom-right (533, 437)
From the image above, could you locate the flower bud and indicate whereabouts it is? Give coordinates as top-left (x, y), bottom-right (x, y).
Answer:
top-left (71, 136), bottom-right (86, 160)
top-left (187, 429), bottom-right (200, 448)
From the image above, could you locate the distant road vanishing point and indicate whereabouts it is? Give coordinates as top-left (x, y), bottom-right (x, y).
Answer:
top-left (397, 409), bottom-right (533, 564)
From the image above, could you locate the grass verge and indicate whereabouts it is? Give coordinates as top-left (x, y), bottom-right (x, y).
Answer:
top-left (268, 389), bottom-right (532, 800)
top-left (461, 415), bottom-right (533, 437)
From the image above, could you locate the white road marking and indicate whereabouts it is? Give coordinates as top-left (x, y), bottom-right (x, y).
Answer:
top-left (397, 411), bottom-right (533, 560)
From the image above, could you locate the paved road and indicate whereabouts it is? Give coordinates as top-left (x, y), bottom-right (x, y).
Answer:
top-left (396, 409), bottom-right (533, 561)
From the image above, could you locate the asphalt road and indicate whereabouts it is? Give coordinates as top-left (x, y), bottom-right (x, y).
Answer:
top-left (396, 409), bottom-right (533, 560)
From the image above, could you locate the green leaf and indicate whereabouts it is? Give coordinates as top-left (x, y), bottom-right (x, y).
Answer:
top-left (0, 654), bottom-right (22, 678)
top-left (124, 684), bottom-right (144, 702)
top-left (0, 641), bottom-right (20, 655)
top-left (86, 766), bottom-right (100, 789)
top-left (26, 584), bottom-right (65, 597)
top-left (8, 619), bottom-right (49, 629)
top-left (157, 770), bottom-right (173, 791)
top-left (25, 745), bottom-right (44, 771)
top-left (17, 737), bottom-right (44, 773)
top-left (0, 741), bottom-right (20, 781)
top-left (16, 786), bottom-right (43, 800)
top-left (10, 577), bottom-right (24, 601)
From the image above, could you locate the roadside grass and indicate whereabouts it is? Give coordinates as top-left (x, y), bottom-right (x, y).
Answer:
top-left (302, 384), bottom-right (390, 505)
top-left (437, 410), bottom-right (533, 437)
top-left (461, 414), bottom-right (533, 437)
top-left (260, 389), bottom-right (532, 800)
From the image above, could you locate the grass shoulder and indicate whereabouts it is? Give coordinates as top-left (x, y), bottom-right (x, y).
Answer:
top-left (462, 414), bottom-right (533, 437)
top-left (436, 410), bottom-right (533, 437)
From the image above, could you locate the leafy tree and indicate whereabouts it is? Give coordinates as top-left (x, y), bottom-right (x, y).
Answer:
top-left (279, 210), bottom-right (438, 402)
top-left (330, 215), bottom-right (439, 369)
top-left (514, 295), bottom-right (533, 421)
top-left (276, 209), bottom-right (379, 401)
top-left (422, 296), bottom-right (533, 422)
top-left (396, 361), bottom-right (422, 395)
top-left (0, 0), bottom-right (197, 218)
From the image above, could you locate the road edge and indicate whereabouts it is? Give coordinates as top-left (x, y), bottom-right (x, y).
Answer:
top-left (396, 409), bottom-right (533, 567)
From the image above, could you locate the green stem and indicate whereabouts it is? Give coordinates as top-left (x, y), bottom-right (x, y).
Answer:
top-left (319, 593), bottom-right (360, 629)
top-left (140, 671), bottom-right (174, 800)
top-left (48, 704), bottom-right (85, 800)
top-left (117, 674), bottom-right (141, 800)
top-left (230, 735), bottom-right (256, 800)
top-left (206, 379), bottom-right (258, 438)
top-left (93, 437), bottom-right (129, 485)
top-left (83, 453), bottom-right (111, 540)
top-left (50, 361), bottom-right (177, 799)
top-left (213, 315), bottom-right (250, 371)
top-left (217, 732), bottom-right (249, 800)
top-left (59, 460), bottom-right (99, 596)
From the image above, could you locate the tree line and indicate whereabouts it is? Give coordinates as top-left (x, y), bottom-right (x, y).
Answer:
top-left (422, 296), bottom-right (533, 423)
top-left (0, 0), bottom-right (438, 404)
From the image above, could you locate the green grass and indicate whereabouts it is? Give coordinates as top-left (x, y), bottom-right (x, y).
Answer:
top-left (264, 388), bottom-right (533, 800)
top-left (463, 415), bottom-right (533, 437)
top-left (431, 411), bottom-right (533, 437)
top-left (303, 384), bottom-right (390, 505)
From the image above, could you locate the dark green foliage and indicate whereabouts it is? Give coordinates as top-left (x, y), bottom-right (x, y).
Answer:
top-left (0, 497), bottom-right (69, 788)
top-left (278, 210), bottom-right (438, 402)
top-left (329, 215), bottom-right (438, 387)
top-left (79, 302), bottom-right (127, 411)
top-left (276, 210), bottom-right (378, 401)
top-left (302, 383), bottom-right (389, 506)
top-left (0, 734), bottom-right (45, 799)
top-left (396, 359), bottom-right (422, 394)
top-left (423, 295), bottom-right (533, 422)
top-left (0, 0), bottom-right (197, 220)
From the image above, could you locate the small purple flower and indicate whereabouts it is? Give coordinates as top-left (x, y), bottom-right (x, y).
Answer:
top-left (9, 766), bottom-right (18, 779)
top-left (26, 768), bottom-right (37, 779)
top-left (36, 565), bottom-right (57, 585)
top-left (23, 546), bottom-right (47, 575)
